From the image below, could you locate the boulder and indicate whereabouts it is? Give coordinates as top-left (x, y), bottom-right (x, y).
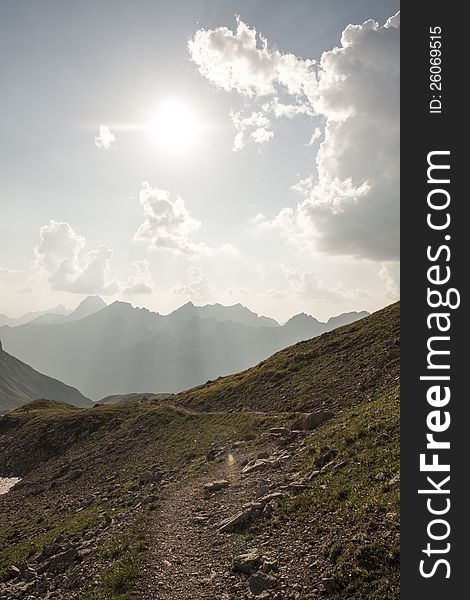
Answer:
top-left (47, 548), bottom-right (78, 574)
top-left (315, 450), bottom-right (337, 468)
top-left (203, 480), bottom-right (229, 498)
top-left (241, 459), bottom-right (269, 475)
top-left (138, 470), bottom-right (162, 486)
top-left (219, 508), bottom-right (254, 533)
top-left (3, 565), bottom-right (20, 582)
top-left (258, 492), bottom-right (284, 507)
top-left (232, 550), bottom-right (262, 575)
top-left (290, 410), bottom-right (335, 431)
top-left (303, 411), bottom-right (335, 430)
top-left (248, 572), bottom-right (278, 596)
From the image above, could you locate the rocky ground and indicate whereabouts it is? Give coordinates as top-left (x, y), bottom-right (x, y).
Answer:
top-left (135, 426), bottom-right (313, 600)
top-left (0, 413), bottom-right (346, 600)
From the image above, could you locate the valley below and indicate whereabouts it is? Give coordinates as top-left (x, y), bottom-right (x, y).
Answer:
top-left (0, 303), bottom-right (400, 600)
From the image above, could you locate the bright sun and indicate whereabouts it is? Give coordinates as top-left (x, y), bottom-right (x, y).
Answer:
top-left (151, 97), bottom-right (199, 154)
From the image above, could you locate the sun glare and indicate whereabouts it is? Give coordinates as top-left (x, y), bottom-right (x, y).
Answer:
top-left (151, 97), bottom-right (199, 154)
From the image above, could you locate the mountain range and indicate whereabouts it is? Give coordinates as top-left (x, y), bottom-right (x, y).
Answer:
top-left (0, 339), bottom-right (91, 414)
top-left (0, 296), bottom-right (368, 400)
top-left (0, 304), bottom-right (69, 328)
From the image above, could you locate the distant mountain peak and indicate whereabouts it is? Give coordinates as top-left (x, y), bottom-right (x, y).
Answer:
top-left (68, 296), bottom-right (107, 322)
top-left (169, 301), bottom-right (279, 328)
top-left (286, 312), bottom-right (321, 325)
top-left (76, 295), bottom-right (106, 309)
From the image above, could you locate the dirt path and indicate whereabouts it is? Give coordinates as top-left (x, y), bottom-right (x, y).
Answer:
top-left (134, 459), bottom-right (252, 599)
top-left (134, 433), bottom-right (307, 600)
top-left (164, 404), bottom-right (298, 418)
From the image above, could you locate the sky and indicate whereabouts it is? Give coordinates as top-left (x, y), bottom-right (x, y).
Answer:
top-left (0, 0), bottom-right (400, 322)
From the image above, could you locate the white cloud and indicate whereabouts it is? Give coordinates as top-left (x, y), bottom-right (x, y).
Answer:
top-left (18, 285), bottom-right (33, 294)
top-left (254, 207), bottom-right (312, 253)
top-left (188, 17), bottom-right (317, 98)
top-left (291, 174), bottom-right (316, 196)
top-left (295, 13), bottom-right (400, 261)
top-left (134, 182), bottom-right (239, 258)
top-left (134, 182), bottom-right (202, 254)
top-left (254, 263), bottom-right (268, 279)
top-left (0, 267), bottom-right (19, 279)
top-left (379, 262), bottom-right (400, 300)
top-left (231, 111), bottom-right (274, 151)
top-left (262, 98), bottom-right (315, 119)
top-left (189, 18), bottom-right (317, 150)
top-left (72, 246), bottom-right (118, 294)
top-left (34, 220), bottom-right (118, 294)
top-left (218, 242), bottom-right (240, 257)
top-left (307, 127), bottom-right (322, 147)
top-left (94, 125), bottom-right (116, 150)
top-left (190, 13), bottom-right (400, 262)
top-left (123, 260), bottom-right (154, 295)
top-left (174, 266), bottom-right (214, 301)
top-left (281, 264), bottom-right (343, 301)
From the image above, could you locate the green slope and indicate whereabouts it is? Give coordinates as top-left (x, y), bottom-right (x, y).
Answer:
top-left (0, 302), bottom-right (400, 599)
top-left (175, 302), bottom-right (399, 413)
top-left (0, 342), bottom-right (91, 414)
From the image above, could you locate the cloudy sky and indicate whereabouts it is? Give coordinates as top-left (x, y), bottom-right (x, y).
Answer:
top-left (0, 0), bottom-right (399, 322)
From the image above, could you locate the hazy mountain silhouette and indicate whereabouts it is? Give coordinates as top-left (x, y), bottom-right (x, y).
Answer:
top-left (0, 304), bottom-right (69, 327)
top-left (29, 296), bottom-right (107, 325)
top-left (325, 311), bottom-right (370, 331)
top-left (170, 301), bottom-right (279, 328)
top-left (0, 296), bottom-right (108, 328)
top-left (0, 300), bottom-right (368, 400)
top-left (0, 339), bottom-right (91, 414)
top-left (66, 295), bottom-right (107, 321)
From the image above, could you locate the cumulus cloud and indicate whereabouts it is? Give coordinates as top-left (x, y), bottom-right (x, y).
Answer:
top-left (254, 263), bottom-right (268, 279)
top-left (0, 267), bottom-right (19, 279)
top-left (189, 18), bottom-right (316, 150)
top-left (134, 182), bottom-right (202, 254)
top-left (379, 262), bottom-right (400, 300)
top-left (281, 264), bottom-right (343, 301)
top-left (188, 17), bottom-right (317, 98)
top-left (253, 207), bottom-right (313, 253)
top-left (95, 125), bottom-right (116, 149)
top-left (231, 111), bottom-right (274, 151)
top-left (262, 98), bottom-right (315, 119)
top-left (134, 182), bottom-right (239, 257)
top-left (34, 220), bottom-right (118, 294)
top-left (174, 266), bottom-right (214, 301)
top-left (307, 127), bottom-right (322, 147)
top-left (189, 13), bottom-right (400, 261)
top-left (123, 260), bottom-right (154, 295)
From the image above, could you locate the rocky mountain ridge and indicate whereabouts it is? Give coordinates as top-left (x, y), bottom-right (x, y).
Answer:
top-left (0, 299), bottom-right (368, 400)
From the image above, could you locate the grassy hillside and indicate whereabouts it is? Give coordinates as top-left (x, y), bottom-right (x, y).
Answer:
top-left (175, 302), bottom-right (399, 413)
top-left (0, 302), bottom-right (400, 599)
top-left (0, 402), bottom-right (281, 576)
top-left (0, 343), bottom-right (91, 414)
